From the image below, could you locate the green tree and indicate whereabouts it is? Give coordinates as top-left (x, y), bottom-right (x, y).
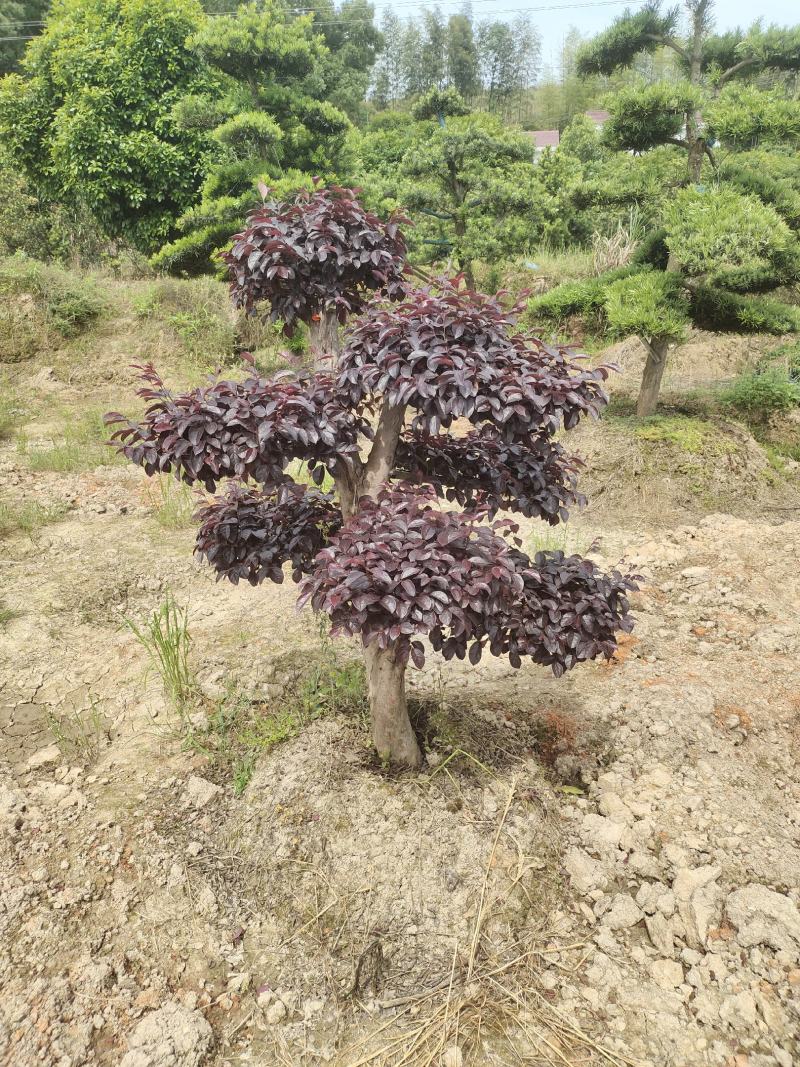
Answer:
top-left (401, 98), bottom-right (536, 286)
top-left (304, 0), bottom-right (383, 124)
top-left (153, 1), bottom-right (353, 275)
top-left (577, 1), bottom-right (800, 181)
top-left (420, 7), bottom-right (447, 91)
top-left (446, 13), bottom-right (479, 98)
top-left (529, 185), bottom-right (800, 415)
top-left (0, 0), bottom-right (211, 251)
top-left (371, 10), bottom-right (404, 106)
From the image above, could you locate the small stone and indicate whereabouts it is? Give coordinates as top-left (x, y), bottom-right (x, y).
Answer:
top-left (651, 959), bottom-right (683, 989)
top-left (673, 865), bottom-right (721, 901)
top-left (120, 1002), bottom-right (213, 1067)
top-left (25, 744), bottom-right (62, 771)
top-left (265, 1000), bottom-right (287, 1025)
top-left (719, 990), bottom-right (757, 1031)
top-left (564, 847), bottom-right (605, 894)
top-left (726, 885), bottom-right (800, 960)
top-left (182, 775), bottom-right (222, 810)
top-left (603, 894), bottom-right (642, 931)
top-left (581, 814), bottom-right (625, 848)
top-left (442, 1047), bottom-right (464, 1067)
top-left (186, 841), bottom-right (203, 857)
top-left (645, 913), bottom-right (674, 957)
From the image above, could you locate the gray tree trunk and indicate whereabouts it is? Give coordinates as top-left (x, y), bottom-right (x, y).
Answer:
top-left (364, 642), bottom-right (423, 769)
top-left (636, 337), bottom-right (670, 417)
top-left (308, 307), bottom-right (341, 368)
top-left (334, 400), bottom-right (422, 769)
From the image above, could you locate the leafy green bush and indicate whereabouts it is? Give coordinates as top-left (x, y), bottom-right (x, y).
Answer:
top-left (527, 264), bottom-right (642, 324)
top-left (720, 155), bottom-right (800, 231)
top-left (630, 228), bottom-right (669, 270)
top-left (664, 187), bottom-right (800, 284)
top-left (706, 84), bottom-right (800, 150)
top-left (602, 81), bottom-right (698, 153)
top-left (691, 285), bottom-right (800, 334)
top-left (760, 340), bottom-right (800, 381)
top-left (604, 270), bottom-right (688, 341)
top-left (720, 370), bottom-right (800, 422)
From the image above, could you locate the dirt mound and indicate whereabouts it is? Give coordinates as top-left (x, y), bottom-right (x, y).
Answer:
top-left (569, 413), bottom-right (800, 527)
top-left (599, 328), bottom-right (782, 397)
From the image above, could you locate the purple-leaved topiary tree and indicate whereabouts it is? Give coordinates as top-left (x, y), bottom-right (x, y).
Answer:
top-left (224, 183), bottom-right (408, 362)
top-left (107, 192), bottom-right (636, 769)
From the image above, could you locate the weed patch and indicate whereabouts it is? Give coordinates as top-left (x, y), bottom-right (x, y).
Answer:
top-left (0, 498), bottom-right (69, 539)
top-left (134, 277), bottom-right (236, 366)
top-left (148, 476), bottom-right (197, 529)
top-left (607, 414), bottom-right (736, 456)
top-left (46, 698), bottom-right (111, 765)
top-left (0, 253), bottom-right (103, 361)
top-left (21, 409), bottom-right (123, 472)
top-left (188, 637), bottom-right (368, 794)
top-left (0, 599), bottom-right (20, 629)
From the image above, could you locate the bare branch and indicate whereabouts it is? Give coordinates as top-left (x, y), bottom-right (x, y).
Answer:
top-left (717, 56), bottom-right (760, 85)
top-left (641, 32), bottom-right (689, 60)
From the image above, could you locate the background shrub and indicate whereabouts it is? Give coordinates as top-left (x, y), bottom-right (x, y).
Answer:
top-left (720, 370), bottom-right (800, 423)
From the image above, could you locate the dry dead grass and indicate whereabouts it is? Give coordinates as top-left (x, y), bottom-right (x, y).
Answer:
top-left (332, 781), bottom-right (640, 1067)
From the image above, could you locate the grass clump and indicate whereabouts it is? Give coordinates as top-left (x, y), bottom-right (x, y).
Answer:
top-left (759, 339), bottom-right (800, 381)
top-left (608, 414), bottom-right (727, 455)
top-left (0, 390), bottom-right (26, 440)
top-left (21, 409), bottom-right (122, 472)
top-left (126, 593), bottom-right (195, 710)
top-left (0, 253), bottom-right (104, 361)
top-left (134, 277), bottom-right (236, 366)
top-left (149, 476), bottom-right (197, 529)
top-left (0, 497), bottom-right (69, 539)
top-left (46, 698), bottom-right (111, 765)
top-left (720, 369), bottom-right (800, 424)
top-left (0, 599), bottom-right (20, 629)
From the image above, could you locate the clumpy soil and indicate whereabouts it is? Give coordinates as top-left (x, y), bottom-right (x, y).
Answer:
top-left (2, 334), bottom-right (800, 1067)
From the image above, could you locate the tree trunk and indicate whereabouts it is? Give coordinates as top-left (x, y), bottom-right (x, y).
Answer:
top-left (686, 132), bottom-right (704, 183)
top-left (364, 642), bottom-right (422, 769)
top-left (308, 307), bottom-right (341, 368)
top-left (636, 337), bottom-right (670, 417)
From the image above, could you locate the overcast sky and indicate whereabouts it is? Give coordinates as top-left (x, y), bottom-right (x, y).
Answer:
top-left (369, 0), bottom-right (800, 74)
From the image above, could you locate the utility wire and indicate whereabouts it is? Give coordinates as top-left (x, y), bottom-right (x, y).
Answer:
top-left (1, 0), bottom-right (641, 32)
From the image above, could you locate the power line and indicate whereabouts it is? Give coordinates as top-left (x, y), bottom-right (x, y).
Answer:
top-left (2, 0), bottom-right (640, 31)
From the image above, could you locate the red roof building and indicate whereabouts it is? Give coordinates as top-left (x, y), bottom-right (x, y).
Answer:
top-left (526, 129), bottom-right (560, 150)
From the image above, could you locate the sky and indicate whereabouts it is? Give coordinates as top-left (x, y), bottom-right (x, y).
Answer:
top-left (368, 0), bottom-right (800, 74)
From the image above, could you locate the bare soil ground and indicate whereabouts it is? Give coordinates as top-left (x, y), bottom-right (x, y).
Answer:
top-left (2, 301), bottom-right (800, 1067)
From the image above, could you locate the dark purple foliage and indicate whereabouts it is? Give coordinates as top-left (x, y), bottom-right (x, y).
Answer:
top-left (338, 286), bottom-right (611, 439)
top-left (105, 364), bottom-right (367, 493)
top-left (484, 549), bottom-right (637, 677)
top-left (224, 185), bottom-right (408, 333)
top-left (394, 427), bottom-right (584, 523)
top-left (299, 485), bottom-right (637, 673)
top-left (298, 485), bottom-right (522, 667)
top-left (195, 482), bottom-right (342, 586)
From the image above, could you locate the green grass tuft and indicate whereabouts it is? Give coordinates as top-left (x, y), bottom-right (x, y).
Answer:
top-left (21, 409), bottom-right (122, 473)
top-left (0, 498), bottom-right (70, 539)
top-left (126, 593), bottom-right (195, 710)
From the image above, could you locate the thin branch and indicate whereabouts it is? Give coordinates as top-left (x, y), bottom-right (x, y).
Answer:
top-left (664, 137), bottom-right (689, 150)
top-left (718, 56), bottom-right (760, 85)
top-left (703, 142), bottom-right (717, 169)
top-left (641, 32), bottom-right (689, 60)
